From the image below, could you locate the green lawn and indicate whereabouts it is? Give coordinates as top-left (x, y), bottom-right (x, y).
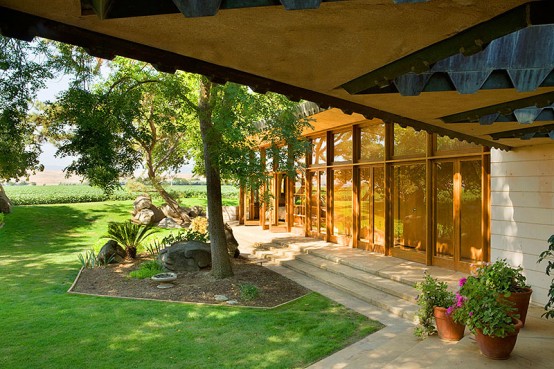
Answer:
top-left (0, 201), bottom-right (382, 369)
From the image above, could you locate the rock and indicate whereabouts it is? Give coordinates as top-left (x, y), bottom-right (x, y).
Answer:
top-left (159, 241), bottom-right (212, 272)
top-left (158, 217), bottom-right (182, 229)
top-left (160, 204), bottom-right (192, 223)
top-left (135, 208), bottom-right (155, 225)
top-left (97, 240), bottom-right (126, 264)
top-left (188, 205), bottom-right (205, 218)
top-left (133, 195), bottom-right (152, 212)
top-left (215, 295), bottom-right (229, 302)
top-left (0, 188), bottom-right (12, 214)
top-left (224, 223), bottom-right (240, 258)
top-left (226, 300), bottom-right (239, 305)
top-left (149, 204), bottom-right (165, 223)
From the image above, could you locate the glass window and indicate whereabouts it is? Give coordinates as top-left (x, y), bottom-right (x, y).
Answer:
top-left (393, 124), bottom-right (426, 157)
top-left (436, 135), bottom-right (480, 153)
top-left (333, 169), bottom-right (352, 236)
top-left (393, 164), bottom-right (426, 252)
top-left (360, 166), bottom-right (385, 246)
top-left (311, 136), bottom-right (327, 166)
top-left (333, 130), bottom-right (353, 162)
top-left (434, 161), bottom-right (454, 258)
top-left (293, 175), bottom-right (306, 227)
top-left (460, 160), bottom-right (483, 263)
top-left (360, 124), bottom-right (385, 162)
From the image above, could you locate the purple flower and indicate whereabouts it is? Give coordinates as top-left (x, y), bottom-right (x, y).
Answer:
top-left (455, 292), bottom-right (465, 308)
top-left (469, 311), bottom-right (474, 317)
top-left (446, 306), bottom-right (454, 315)
top-left (459, 277), bottom-right (467, 287)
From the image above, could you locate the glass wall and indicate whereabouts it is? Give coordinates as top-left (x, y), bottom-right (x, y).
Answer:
top-left (392, 164), bottom-right (427, 253)
top-left (311, 135), bottom-right (327, 165)
top-left (333, 131), bottom-right (353, 162)
top-left (360, 166), bottom-right (385, 249)
top-left (460, 160), bottom-right (483, 262)
top-left (333, 169), bottom-right (353, 237)
top-left (393, 124), bottom-right (426, 157)
top-left (310, 171), bottom-right (327, 235)
top-left (360, 124), bottom-right (385, 162)
top-left (293, 176), bottom-right (306, 227)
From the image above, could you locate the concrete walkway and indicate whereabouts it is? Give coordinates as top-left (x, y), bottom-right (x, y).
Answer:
top-left (231, 225), bottom-right (554, 369)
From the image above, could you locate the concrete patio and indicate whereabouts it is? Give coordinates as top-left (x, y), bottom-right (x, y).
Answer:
top-left (231, 224), bottom-right (554, 369)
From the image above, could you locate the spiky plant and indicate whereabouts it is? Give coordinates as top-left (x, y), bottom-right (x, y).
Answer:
top-left (105, 221), bottom-right (158, 259)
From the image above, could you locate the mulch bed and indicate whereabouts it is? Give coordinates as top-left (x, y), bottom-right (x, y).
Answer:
top-left (69, 256), bottom-right (311, 308)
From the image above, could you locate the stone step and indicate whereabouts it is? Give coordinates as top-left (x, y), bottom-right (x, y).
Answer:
top-left (282, 258), bottom-right (418, 322)
top-left (294, 253), bottom-right (418, 303)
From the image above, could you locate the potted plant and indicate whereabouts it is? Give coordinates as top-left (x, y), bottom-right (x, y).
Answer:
top-left (414, 272), bottom-right (465, 341)
top-left (537, 234), bottom-right (554, 319)
top-left (473, 259), bottom-right (532, 326)
top-left (450, 275), bottom-right (522, 359)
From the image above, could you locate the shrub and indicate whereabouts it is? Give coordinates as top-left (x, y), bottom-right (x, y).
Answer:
top-left (413, 272), bottom-right (455, 338)
top-left (105, 221), bottom-right (159, 259)
top-left (240, 284), bottom-right (260, 301)
top-left (129, 260), bottom-right (164, 279)
top-left (78, 249), bottom-right (97, 269)
top-left (538, 235), bottom-right (554, 319)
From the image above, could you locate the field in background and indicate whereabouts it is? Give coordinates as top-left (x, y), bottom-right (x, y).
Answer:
top-left (4, 184), bottom-right (239, 206)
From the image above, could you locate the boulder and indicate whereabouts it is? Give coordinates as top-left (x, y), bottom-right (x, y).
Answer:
top-left (134, 208), bottom-right (155, 225)
top-left (160, 204), bottom-right (191, 223)
top-left (158, 217), bottom-right (182, 229)
top-left (224, 223), bottom-right (240, 258)
top-left (97, 240), bottom-right (126, 264)
top-left (188, 205), bottom-right (205, 218)
top-left (149, 204), bottom-right (165, 223)
top-left (159, 241), bottom-right (212, 272)
top-left (0, 188), bottom-right (12, 214)
top-left (133, 195), bottom-right (152, 213)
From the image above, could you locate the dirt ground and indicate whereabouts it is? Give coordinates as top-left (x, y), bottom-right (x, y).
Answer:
top-left (70, 255), bottom-right (311, 308)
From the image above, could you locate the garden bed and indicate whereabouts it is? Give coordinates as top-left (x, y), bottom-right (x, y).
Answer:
top-left (69, 255), bottom-right (310, 308)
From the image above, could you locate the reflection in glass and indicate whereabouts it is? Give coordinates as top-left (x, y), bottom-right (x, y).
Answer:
top-left (310, 171), bottom-right (326, 234)
top-left (437, 135), bottom-right (479, 152)
top-left (360, 167), bottom-right (385, 247)
top-left (311, 136), bottom-right (327, 165)
top-left (333, 169), bottom-right (352, 236)
top-left (333, 131), bottom-right (353, 162)
top-left (461, 160), bottom-right (483, 263)
top-left (293, 175), bottom-right (305, 227)
top-left (435, 162), bottom-right (454, 258)
top-left (394, 124), bottom-right (426, 157)
top-left (393, 164), bottom-right (426, 252)
top-left (360, 124), bottom-right (385, 162)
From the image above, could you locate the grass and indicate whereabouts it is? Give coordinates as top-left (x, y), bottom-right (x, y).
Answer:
top-left (0, 200), bottom-right (382, 369)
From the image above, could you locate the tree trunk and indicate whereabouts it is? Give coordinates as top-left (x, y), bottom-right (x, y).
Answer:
top-left (147, 166), bottom-right (190, 224)
top-left (0, 184), bottom-right (12, 214)
top-left (198, 77), bottom-right (233, 279)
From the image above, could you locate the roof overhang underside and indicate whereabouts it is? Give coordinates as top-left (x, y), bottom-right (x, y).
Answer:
top-left (1, 0), bottom-right (554, 150)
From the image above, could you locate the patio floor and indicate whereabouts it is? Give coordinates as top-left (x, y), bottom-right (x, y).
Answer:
top-left (231, 224), bottom-right (554, 369)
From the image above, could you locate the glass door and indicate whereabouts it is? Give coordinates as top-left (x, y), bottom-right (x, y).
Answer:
top-left (433, 159), bottom-right (484, 272)
top-left (309, 170), bottom-right (327, 239)
top-left (358, 166), bottom-right (385, 253)
top-left (244, 187), bottom-right (260, 226)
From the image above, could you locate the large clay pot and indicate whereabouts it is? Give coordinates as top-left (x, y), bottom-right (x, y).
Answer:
top-left (433, 306), bottom-right (465, 341)
top-left (501, 288), bottom-right (532, 327)
top-left (474, 318), bottom-right (523, 360)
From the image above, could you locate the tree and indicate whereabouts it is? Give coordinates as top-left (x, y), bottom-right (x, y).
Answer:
top-left (46, 58), bottom-right (197, 223)
top-left (0, 37), bottom-right (54, 212)
top-left (46, 50), bottom-right (311, 279)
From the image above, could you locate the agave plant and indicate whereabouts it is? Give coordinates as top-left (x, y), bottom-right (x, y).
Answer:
top-left (105, 221), bottom-right (158, 259)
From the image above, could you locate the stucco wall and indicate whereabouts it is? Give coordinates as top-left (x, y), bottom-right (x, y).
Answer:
top-left (491, 143), bottom-right (554, 306)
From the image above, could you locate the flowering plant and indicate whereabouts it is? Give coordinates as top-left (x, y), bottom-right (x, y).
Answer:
top-left (449, 275), bottom-right (518, 337)
top-left (414, 272), bottom-right (455, 338)
top-left (474, 259), bottom-right (529, 295)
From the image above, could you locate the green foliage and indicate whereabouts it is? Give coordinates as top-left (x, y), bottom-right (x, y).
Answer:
top-left (0, 37), bottom-right (53, 181)
top-left (537, 234), bottom-right (554, 319)
top-left (105, 221), bottom-right (158, 259)
top-left (4, 184), bottom-right (238, 205)
top-left (128, 260), bottom-right (163, 279)
top-left (77, 249), bottom-right (97, 269)
top-left (413, 272), bottom-right (455, 338)
top-left (239, 283), bottom-right (260, 301)
top-left (474, 259), bottom-right (528, 294)
top-left (450, 275), bottom-right (517, 337)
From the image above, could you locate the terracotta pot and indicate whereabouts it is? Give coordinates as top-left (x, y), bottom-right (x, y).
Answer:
top-left (474, 318), bottom-right (523, 360)
top-left (433, 306), bottom-right (465, 341)
top-left (501, 288), bottom-right (532, 327)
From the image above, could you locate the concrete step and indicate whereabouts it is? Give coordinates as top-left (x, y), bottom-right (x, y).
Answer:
top-left (294, 253), bottom-right (418, 303)
top-left (282, 258), bottom-right (418, 322)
